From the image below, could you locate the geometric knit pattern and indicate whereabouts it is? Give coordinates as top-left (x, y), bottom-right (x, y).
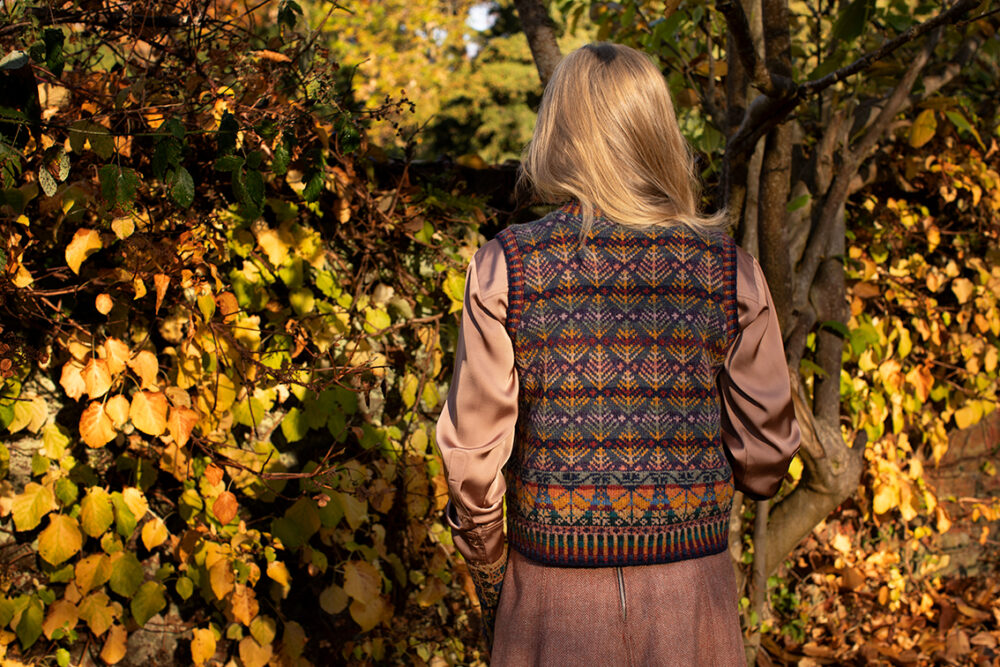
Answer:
top-left (465, 544), bottom-right (507, 649)
top-left (496, 202), bottom-right (738, 567)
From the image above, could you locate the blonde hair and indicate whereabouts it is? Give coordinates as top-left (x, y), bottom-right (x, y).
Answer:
top-left (519, 42), bottom-right (726, 237)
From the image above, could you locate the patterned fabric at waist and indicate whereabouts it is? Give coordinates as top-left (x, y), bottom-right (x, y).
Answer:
top-left (508, 511), bottom-right (730, 567)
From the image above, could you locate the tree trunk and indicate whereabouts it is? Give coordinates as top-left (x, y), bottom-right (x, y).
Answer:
top-left (513, 0), bottom-right (563, 86)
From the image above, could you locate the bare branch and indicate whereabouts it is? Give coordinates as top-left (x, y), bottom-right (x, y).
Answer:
top-left (794, 32), bottom-right (937, 305)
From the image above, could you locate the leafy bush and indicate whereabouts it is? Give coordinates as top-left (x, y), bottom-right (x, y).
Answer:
top-left (0, 1), bottom-right (488, 664)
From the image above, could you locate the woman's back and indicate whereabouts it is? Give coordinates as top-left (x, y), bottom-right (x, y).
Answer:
top-left (498, 203), bottom-right (738, 567)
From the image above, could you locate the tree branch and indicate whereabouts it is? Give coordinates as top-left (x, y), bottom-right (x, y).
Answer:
top-left (795, 32), bottom-right (937, 305)
top-left (726, 0), bottom-right (978, 162)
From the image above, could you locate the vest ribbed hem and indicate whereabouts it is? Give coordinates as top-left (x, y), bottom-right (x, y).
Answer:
top-left (508, 512), bottom-right (730, 567)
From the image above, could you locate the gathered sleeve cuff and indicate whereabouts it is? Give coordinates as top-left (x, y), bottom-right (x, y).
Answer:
top-left (719, 248), bottom-right (802, 500)
top-left (435, 238), bottom-right (518, 566)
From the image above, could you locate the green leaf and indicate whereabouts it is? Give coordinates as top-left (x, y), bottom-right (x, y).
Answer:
top-left (786, 194), bottom-right (811, 212)
top-left (216, 112), bottom-right (239, 154)
top-left (109, 552), bottom-right (144, 597)
top-left (272, 138), bottom-right (291, 176)
top-left (16, 597), bottom-right (43, 650)
top-left (213, 155), bottom-right (245, 172)
top-left (280, 407), bottom-right (309, 443)
top-left (42, 27), bottom-right (65, 76)
top-left (335, 491), bottom-right (368, 531)
top-left (244, 169), bottom-right (264, 208)
top-left (945, 110), bottom-right (985, 149)
top-left (69, 120), bottom-right (114, 159)
top-left (819, 320), bottom-right (850, 338)
top-left (175, 576), bottom-right (194, 600)
top-left (169, 166), bottom-right (194, 208)
top-left (38, 167), bottom-right (57, 196)
top-left (54, 477), bottom-right (78, 506)
top-left (832, 0), bottom-right (873, 42)
top-left (98, 165), bottom-right (140, 210)
top-left (111, 491), bottom-right (137, 538)
top-left (130, 581), bottom-right (166, 626)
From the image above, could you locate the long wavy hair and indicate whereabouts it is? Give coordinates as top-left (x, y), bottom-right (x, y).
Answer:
top-left (519, 42), bottom-right (726, 238)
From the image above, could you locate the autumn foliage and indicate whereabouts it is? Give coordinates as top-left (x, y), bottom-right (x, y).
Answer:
top-left (0, 1), bottom-right (487, 664)
top-left (0, 1), bottom-right (999, 666)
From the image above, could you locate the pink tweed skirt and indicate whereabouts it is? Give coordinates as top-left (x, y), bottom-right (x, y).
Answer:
top-left (490, 549), bottom-right (745, 666)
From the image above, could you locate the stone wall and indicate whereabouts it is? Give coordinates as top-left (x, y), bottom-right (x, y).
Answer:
top-left (925, 411), bottom-right (1000, 576)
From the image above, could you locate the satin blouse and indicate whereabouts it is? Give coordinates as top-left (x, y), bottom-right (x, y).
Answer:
top-left (437, 234), bottom-right (801, 565)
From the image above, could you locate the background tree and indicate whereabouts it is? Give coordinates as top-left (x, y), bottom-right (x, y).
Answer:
top-left (507, 0), bottom-right (998, 657)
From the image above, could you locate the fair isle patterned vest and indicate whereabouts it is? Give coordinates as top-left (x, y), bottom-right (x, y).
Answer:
top-left (496, 202), bottom-right (739, 567)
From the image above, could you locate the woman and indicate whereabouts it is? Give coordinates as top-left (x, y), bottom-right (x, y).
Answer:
top-left (436, 42), bottom-right (800, 665)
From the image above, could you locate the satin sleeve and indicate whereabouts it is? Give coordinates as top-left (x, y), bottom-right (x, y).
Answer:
top-left (719, 248), bottom-right (802, 500)
top-left (435, 237), bottom-right (517, 565)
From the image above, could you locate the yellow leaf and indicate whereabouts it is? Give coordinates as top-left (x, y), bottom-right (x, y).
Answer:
top-left (909, 109), bottom-right (937, 148)
top-left (111, 217), bottom-right (134, 240)
top-left (100, 624), bottom-right (127, 664)
top-left (11, 259), bottom-right (33, 287)
top-left (167, 406), bottom-right (199, 448)
top-left (343, 560), bottom-right (381, 603)
top-left (95, 293), bottom-right (113, 315)
top-left (227, 583), bottom-right (259, 625)
top-left (80, 402), bottom-right (117, 448)
top-left (8, 395), bottom-right (47, 434)
top-left (82, 358), bottom-right (113, 399)
top-left (79, 592), bottom-right (119, 637)
top-left (208, 559), bottom-right (235, 600)
top-left (122, 488), bottom-right (148, 521)
top-left (238, 636), bottom-right (273, 667)
top-left (80, 487), bottom-right (115, 537)
top-left (160, 441), bottom-right (190, 482)
top-left (38, 514), bottom-right (83, 565)
top-left (42, 599), bottom-right (79, 640)
top-left (153, 274), bottom-right (170, 314)
top-left (41, 424), bottom-right (71, 459)
top-left (249, 615), bottom-right (276, 646)
top-left (133, 276), bottom-right (146, 299)
top-left (97, 396), bottom-right (128, 431)
top-left (255, 226), bottom-right (290, 267)
top-left (190, 628), bottom-right (216, 664)
top-left (319, 584), bottom-right (348, 614)
top-left (872, 482), bottom-right (896, 515)
top-left (954, 402), bottom-right (981, 430)
top-left (12, 481), bottom-right (57, 531)
top-left (140, 517), bottom-right (168, 550)
top-left (936, 506), bottom-right (952, 533)
top-left (266, 560), bottom-right (291, 598)
top-left (951, 277), bottom-right (975, 304)
top-left (60, 360), bottom-right (86, 401)
top-left (349, 595), bottom-right (391, 632)
top-left (127, 350), bottom-right (159, 390)
top-left (65, 228), bottom-right (103, 274)
top-left (102, 339), bottom-right (130, 376)
top-left (129, 391), bottom-right (168, 436)
top-left (76, 554), bottom-right (112, 594)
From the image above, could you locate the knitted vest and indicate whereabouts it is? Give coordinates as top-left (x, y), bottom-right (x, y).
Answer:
top-left (496, 203), bottom-right (739, 567)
